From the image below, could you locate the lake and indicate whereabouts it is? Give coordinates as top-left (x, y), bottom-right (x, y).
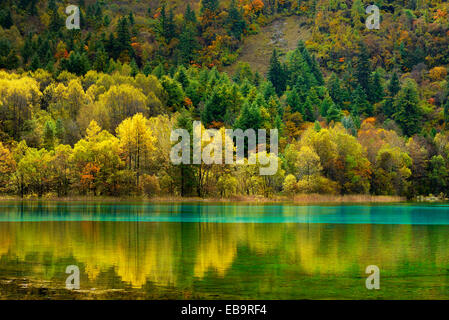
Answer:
top-left (1, 201), bottom-right (449, 299)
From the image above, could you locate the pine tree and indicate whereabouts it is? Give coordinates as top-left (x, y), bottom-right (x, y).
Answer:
top-left (159, 5), bottom-right (176, 42)
top-left (303, 97), bottom-right (315, 122)
top-left (201, 0), bottom-right (219, 13)
top-left (393, 79), bottom-right (421, 136)
top-left (43, 120), bottom-right (56, 151)
top-left (175, 67), bottom-right (189, 89)
top-left (320, 96), bottom-right (333, 117)
top-left (355, 44), bottom-right (371, 94)
top-left (227, 0), bottom-right (246, 40)
top-left (328, 73), bottom-right (344, 108)
top-left (130, 59), bottom-right (139, 77)
top-left (93, 48), bottom-right (109, 72)
top-left (388, 72), bottom-right (401, 97)
top-left (352, 85), bottom-right (372, 116)
top-left (152, 63), bottom-right (165, 78)
top-left (143, 62), bottom-right (152, 76)
top-left (55, 119), bottom-right (65, 142)
top-left (116, 17), bottom-right (131, 57)
top-left (128, 12), bottom-right (135, 25)
top-left (369, 71), bottom-right (384, 103)
top-left (297, 40), bottom-right (323, 85)
top-left (268, 49), bottom-right (287, 96)
top-left (185, 4), bottom-right (197, 24)
top-left (49, 9), bottom-right (63, 32)
top-left (326, 104), bottom-right (341, 124)
top-left (0, 8), bottom-right (13, 29)
top-left (202, 86), bottom-right (229, 125)
top-left (234, 101), bottom-right (262, 131)
top-left (286, 89), bottom-right (303, 114)
top-left (48, 0), bottom-right (57, 12)
top-left (382, 97), bottom-right (395, 118)
top-left (178, 23), bottom-right (198, 65)
top-left (30, 54), bottom-right (41, 71)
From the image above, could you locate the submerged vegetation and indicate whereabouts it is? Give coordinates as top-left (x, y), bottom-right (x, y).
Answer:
top-left (1, 0), bottom-right (449, 199)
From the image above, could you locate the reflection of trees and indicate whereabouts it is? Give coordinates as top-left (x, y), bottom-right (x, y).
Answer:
top-left (1, 203), bottom-right (449, 290)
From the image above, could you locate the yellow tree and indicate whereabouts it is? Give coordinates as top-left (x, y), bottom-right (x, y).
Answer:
top-left (97, 84), bottom-right (148, 130)
top-left (116, 113), bottom-right (156, 187)
top-left (0, 142), bottom-right (15, 193)
top-left (73, 120), bottom-right (123, 195)
top-left (51, 144), bottom-right (74, 197)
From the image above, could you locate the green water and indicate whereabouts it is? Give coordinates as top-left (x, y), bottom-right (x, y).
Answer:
top-left (2, 201), bottom-right (449, 299)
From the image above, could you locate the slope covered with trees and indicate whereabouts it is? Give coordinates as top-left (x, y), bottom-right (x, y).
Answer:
top-left (1, 0), bottom-right (449, 199)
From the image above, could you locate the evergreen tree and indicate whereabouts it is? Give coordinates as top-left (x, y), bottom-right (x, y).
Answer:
top-left (0, 9), bottom-right (13, 29)
top-left (128, 11), bottom-right (135, 26)
top-left (130, 59), bottom-right (139, 77)
top-left (175, 67), bottom-right (189, 89)
top-left (382, 97), bottom-right (395, 118)
top-left (320, 96), bottom-right (333, 117)
top-left (328, 73), bottom-right (344, 108)
top-left (49, 9), bottom-right (64, 32)
top-left (48, 0), bottom-right (57, 12)
top-left (342, 115), bottom-right (357, 136)
top-left (388, 72), bottom-right (401, 97)
top-left (227, 0), bottom-right (246, 40)
top-left (152, 63), bottom-right (165, 78)
top-left (303, 96), bottom-right (315, 122)
top-left (297, 40), bottom-right (323, 85)
top-left (268, 49), bottom-right (287, 96)
top-left (143, 62), bottom-right (152, 76)
top-left (43, 120), bottom-right (56, 151)
top-left (185, 4), bottom-right (197, 23)
top-left (159, 5), bottom-right (176, 42)
top-left (93, 48), bottom-right (109, 72)
top-left (202, 86), bottom-right (229, 125)
top-left (21, 35), bottom-right (34, 64)
top-left (201, 0), bottom-right (219, 13)
top-left (352, 85), bottom-right (372, 116)
top-left (55, 119), bottom-right (65, 142)
top-left (369, 71), bottom-right (384, 103)
top-left (116, 17), bottom-right (132, 57)
top-left (326, 104), bottom-right (341, 124)
top-left (234, 101), bottom-right (262, 131)
top-left (393, 79), bottom-right (421, 136)
top-left (286, 88), bottom-right (303, 114)
top-left (30, 54), bottom-right (41, 71)
top-left (355, 44), bottom-right (371, 94)
top-left (428, 155), bottom-right (448, 194)
top-left (178, 23), bottom-right (198, 65)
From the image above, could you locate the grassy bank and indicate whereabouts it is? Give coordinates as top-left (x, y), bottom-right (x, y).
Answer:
top-left (0, 194), bottom-right (405, 203)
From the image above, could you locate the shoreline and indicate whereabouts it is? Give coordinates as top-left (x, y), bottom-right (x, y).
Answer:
top-left (0, 194), bottom-right (407, 204)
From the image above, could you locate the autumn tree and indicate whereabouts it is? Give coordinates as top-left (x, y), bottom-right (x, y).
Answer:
top-left (116, 113), bottom-right (156, 187)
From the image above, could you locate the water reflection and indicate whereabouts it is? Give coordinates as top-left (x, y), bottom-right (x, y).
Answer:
top-left (1, 202), bottom-right (449, 299)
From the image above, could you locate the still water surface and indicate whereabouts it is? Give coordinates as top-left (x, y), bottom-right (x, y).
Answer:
top-left (1, 202), bottom-right (449, 299)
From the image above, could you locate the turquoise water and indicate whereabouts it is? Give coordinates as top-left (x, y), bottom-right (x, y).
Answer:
top-left (2, 201), bottom-right (449, 299)
top-left (0, 202), bottom-right (448, 224)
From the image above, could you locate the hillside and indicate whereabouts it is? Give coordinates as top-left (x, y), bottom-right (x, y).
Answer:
top-left (224, 15), bottom-right (312, 76)
top-left (1, 1), bottom-right (449, 200)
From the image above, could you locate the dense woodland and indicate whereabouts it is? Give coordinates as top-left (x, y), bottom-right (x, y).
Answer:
top-left (0, 0), bottom-right (449, 199)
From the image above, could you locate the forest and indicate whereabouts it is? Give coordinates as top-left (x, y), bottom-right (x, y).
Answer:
top-left (0, 0), bottom-right (449, 199)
